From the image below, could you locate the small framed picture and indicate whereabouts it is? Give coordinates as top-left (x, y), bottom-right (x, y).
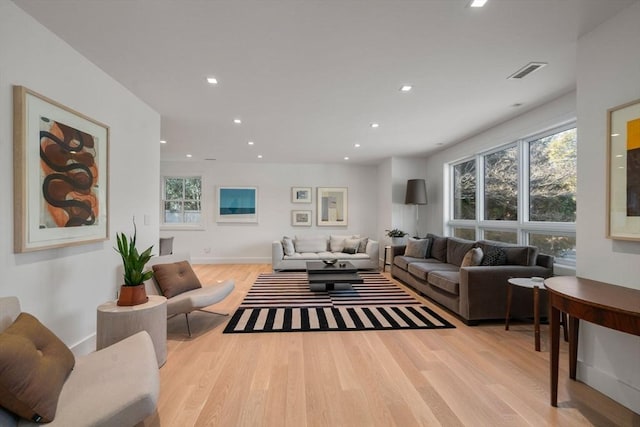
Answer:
top-left (292, 187), bottom-right (312, 203)
top-left (292, 210), bottom-right (312, 226)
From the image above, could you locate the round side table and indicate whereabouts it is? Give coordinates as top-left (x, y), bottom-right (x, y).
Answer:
top-left (97, 295), bottom-right (167, 367)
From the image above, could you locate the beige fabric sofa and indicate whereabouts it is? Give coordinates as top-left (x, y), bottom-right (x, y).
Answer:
top-left (391, 235), bottom-right (554, 325)
top-left (272, 234), bottom-right (379, 271)
top-left (0, 296), bottom-right (159, 427)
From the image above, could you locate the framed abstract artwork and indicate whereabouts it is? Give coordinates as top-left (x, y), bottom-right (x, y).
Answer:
top-left (291, 186), bottom-right (312, 203)
top-left (317, 187), bottom-right (348, 226)
top-left (217, 186), bottom-right (258, 223)
top-left (607, 98), bottom-right (640, 240)
top-left (13, 86), bottom-right (109, 253)
top-left (291, 210), bottom-right (312, 226)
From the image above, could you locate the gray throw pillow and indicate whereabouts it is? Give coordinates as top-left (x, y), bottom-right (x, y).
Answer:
top-left (481, 248), bottom-right (507, 266)
top-left (282, 236), bottom-right (295, 256)
top-left (404, 238), bottom-right (429, 258)
top-left (342, 238), bottom-right (361, 254)
top-left (356, 237), bottom-right (369, 253)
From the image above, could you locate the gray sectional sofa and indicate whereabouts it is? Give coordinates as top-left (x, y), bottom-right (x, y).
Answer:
top-left (272, 234), bottom-right (379, 271)
top-left (391, 234), bottom-right (554, 325)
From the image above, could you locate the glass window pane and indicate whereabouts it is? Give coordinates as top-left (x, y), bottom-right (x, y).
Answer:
top-left (453, 227), bottom-right (476, 240)
top-left (453, 159), bottom-right (476, 220)
top-left (164, 178), bottom-right (184, 200)
top-left (163, 201), bottom-right (183, 223)
top-left (484, 146), bottom-right (518, 220)
top-left (529, 233), bottom-right (576, 263)
top-left (184, 178), bottom-right (201, 200)
top-left (483, 229), bottom-right (517, 244)
top-left (529, 128), bottom-right (577, 222)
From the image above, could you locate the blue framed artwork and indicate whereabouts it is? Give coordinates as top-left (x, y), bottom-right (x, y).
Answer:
top-left (217, 186), bottom-right (258, 223)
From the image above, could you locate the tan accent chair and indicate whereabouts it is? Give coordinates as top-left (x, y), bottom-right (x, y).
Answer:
top-left (145, 252), bottom-right (235, 336)
top-left (0, 296), bottom-right (159, 426)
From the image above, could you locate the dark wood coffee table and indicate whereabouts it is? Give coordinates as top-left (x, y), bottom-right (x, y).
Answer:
top-left (306, 261), bottom-right (363, 291)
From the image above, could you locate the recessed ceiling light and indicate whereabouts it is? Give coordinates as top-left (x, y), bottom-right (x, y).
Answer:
top-left (233, 118), bottom-right (242, 124)
top-left (616, 154), bottom-right (624, 158)
top-left (248, 141), bottom-right (254, 145)
top-left (344, 157), bottom-right (350, 160)
top-left (611, 133), bottom-right (620, 137)
top-left (618, 166), bottom-right (625, 169)
top-left (186, 154), bottom-right (192, 158)
top-left (206, 76), bottom-right (218, 85)
top-left (470, 0), bottom-right (488, 7)
top-left (400, 85), bottom-right (412, 92)
top-left (354, 143), bottom-right (361, 148)
top-left (370, 123), bottom-right (379, 128)
top-left (257, 154), bottom-right (263, 159)
top-left (160, 140), bottom-right (167, 144)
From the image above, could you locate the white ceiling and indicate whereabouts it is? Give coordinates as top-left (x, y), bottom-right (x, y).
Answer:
top-left (13, 0), bottom-right (637, 165)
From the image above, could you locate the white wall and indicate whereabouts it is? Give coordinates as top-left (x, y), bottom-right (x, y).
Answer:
top-left (160, 161), bottom-right (378, 263)
top-left (576, 0), bottom-right (640, 413)
top-left (424, 92), bottom-right (577, 235)
top-left (0, 2), bottom-right (160, 353)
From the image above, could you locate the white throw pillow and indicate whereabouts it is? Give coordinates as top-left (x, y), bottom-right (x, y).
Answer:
top-left (294, 237), bottom-right (327, 253)
top-left (282, 236), bottom-right (295, 256)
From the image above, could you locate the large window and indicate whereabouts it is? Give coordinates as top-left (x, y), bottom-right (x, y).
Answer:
top-left (448, 124), bottom-right (577, 265)
top-left (162, 176), bottom-right (202, 226)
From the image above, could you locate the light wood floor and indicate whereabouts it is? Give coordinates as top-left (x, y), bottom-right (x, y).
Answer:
top-left (142, 264), bottom-right (640, 427)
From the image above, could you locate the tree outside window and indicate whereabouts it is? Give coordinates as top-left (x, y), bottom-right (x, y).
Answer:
top-left (453, 159), bottom-right (476, 220)
top-left (484, 146), bottom-right (518, 221)
top-left (163, 177), bottom-right (202, 224)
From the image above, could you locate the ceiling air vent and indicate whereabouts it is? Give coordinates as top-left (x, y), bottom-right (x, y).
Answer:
top-left (508, 62), bottom-right (547, 80)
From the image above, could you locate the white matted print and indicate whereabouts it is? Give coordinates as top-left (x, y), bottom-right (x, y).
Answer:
top-left (317, 187), bottom-right (347, 226)
top-left (291, 187), bottom-right (312, 203)
top-left (13, 85), bottom-right (109, 252)
top-left (217, 186), bottom-right (258, 223)
top-left (292, 210), bottom-right (312, 226)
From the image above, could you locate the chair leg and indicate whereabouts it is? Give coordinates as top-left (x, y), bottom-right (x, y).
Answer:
top-left (197, 309), bottom-right (229, 316)
top-left (185, 313), bottom-right (192, 337)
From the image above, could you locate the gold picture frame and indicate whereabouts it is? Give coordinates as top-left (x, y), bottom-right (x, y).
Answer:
top-left (13, 86), bottom-right (109, 252)
top-left (607, 98), bottom-right (640, 240)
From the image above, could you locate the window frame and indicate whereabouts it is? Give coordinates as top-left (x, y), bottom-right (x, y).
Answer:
top-left (160, 175), bottom-right (205, 230)
top-left (447, 122), bottom-right (576, 266)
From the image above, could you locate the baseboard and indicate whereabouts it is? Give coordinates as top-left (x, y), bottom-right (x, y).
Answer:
top-left (191, 256), bottom-right (272, 264)
top-left (578, 361), bottom-right (640, 414)
top-left (70, 333), bottom-right (96, 357)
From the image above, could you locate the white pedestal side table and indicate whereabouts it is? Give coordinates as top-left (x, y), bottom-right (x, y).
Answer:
top-left (97, 295), bottom-right (167, 367)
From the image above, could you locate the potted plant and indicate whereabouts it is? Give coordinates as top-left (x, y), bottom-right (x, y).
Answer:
top-left (115, 222), bottom-right (154, 306)
top-left (385, 228), bottom-right (408, 245)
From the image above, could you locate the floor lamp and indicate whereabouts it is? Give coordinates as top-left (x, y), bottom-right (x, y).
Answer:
top-left (405, 179), bottom-right (427, 238)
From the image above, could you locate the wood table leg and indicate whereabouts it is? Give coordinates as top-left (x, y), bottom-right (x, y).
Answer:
top-left (550, 304), bottom-right (560, 406)
top-left (505, 283), bottom-right (513, 331)
top-left (561, 312), bottom-right (569, 342)
top-left (533, 285), bottom-right (540, 351)
top-left (569, 316), bottom-right (580, 380)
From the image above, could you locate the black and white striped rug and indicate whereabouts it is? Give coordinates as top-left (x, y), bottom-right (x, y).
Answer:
top-left (223, 272), bottom-right (455, 333)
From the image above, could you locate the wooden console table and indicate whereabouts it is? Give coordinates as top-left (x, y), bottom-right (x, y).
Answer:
top-left (544, 276), bottom-right (640, 407)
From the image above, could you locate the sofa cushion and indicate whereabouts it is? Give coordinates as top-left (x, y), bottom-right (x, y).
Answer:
top-left (0, 313), bottom-right (75, 423)
top-left (477, 240), bottom-right (538, 266)
top-left (394, 255), bottom-right (430, 270)
top-left (446, 237), bottom-right (476, 267)
top-left (426, 233), bottom-right (447, 262)
top-left (294, 237), bottom-right (327, 253)
top-left (152, 261), bottom-right (202, 298)
top-left (407, 261), bottom-right (458, 281)
top-left (282, 237), bottom-right (295, 256)
top-left (428, 271), bottom-right (460, 295)
top-left (461, 247), bottom-right (484, 267)
top-left (481, 247), bottom-right (507, 266)
top-left (404, 238), bottom-right (429, 258)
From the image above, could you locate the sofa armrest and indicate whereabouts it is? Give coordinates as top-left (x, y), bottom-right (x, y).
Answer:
top-left (366, 240), bottom-right (379, 263)
top-left (458, 265), bottom-right (553, 320)
top-left (272, 240), bottom-right (284, 265)
top-left (390, 245), bottom-right (406, 258)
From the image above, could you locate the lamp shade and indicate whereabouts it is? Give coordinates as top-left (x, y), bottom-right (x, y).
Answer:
top-left (405, 179), bottom-right (427, 205)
